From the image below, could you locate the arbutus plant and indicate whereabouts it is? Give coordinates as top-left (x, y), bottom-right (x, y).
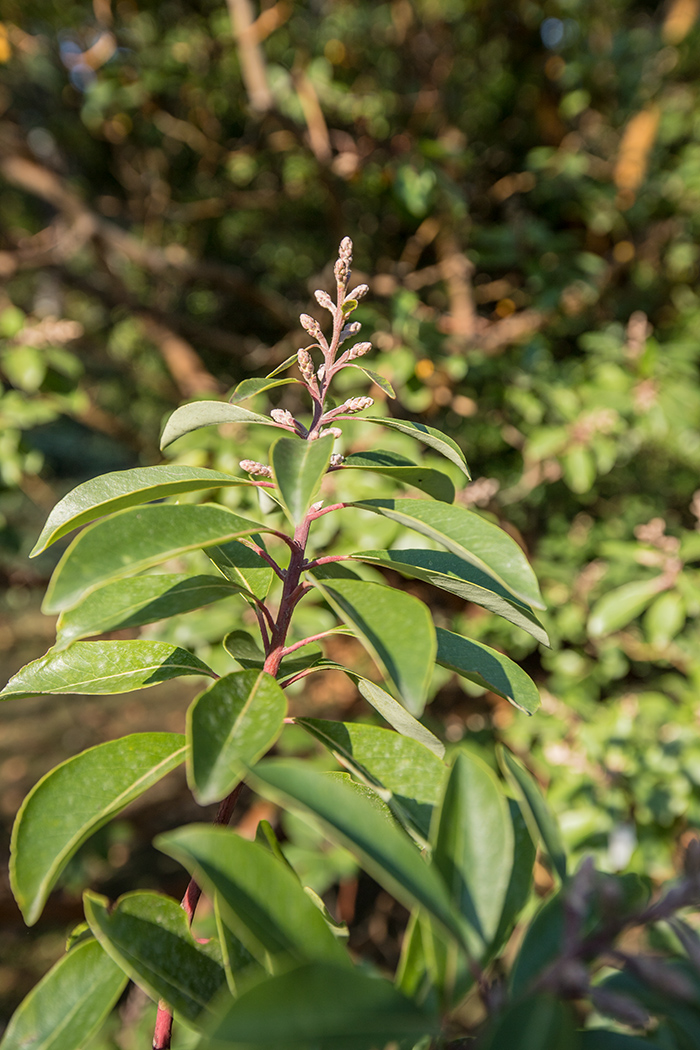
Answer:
top-left (8, 240), bottom-right (697, 1050)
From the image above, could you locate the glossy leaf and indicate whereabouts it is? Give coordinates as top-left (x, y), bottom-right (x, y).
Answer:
top-left (347, 364), bottom-right (397, 398)
top-left (160, 400), bottom-right (281, 449)
top-left (187, 671), bottom-right (287, 804)
top-left (311, 576), bottom-right (436, 715)
top-left (229, 376), bottom-right (298, 403)
top-left (156, 825), bottom-right (349, 968)
top-left (355, 679), bottom-right (445, 758)
top-left (0, 938), bottom-right (127, 1050)
top-left (203, 961), bottom-right (438, 1050)
top-left (43, 502), bottom-right (265, 613)
top-left (206, 538), bottom-right (273, 600)
top-left (479, 995), bottom-right (580, 1050)
top-left (271, 434), bottom-right (334, 524)
top-left (340, 451), bottom-right (455, 503)
top-left (371, 418), bottom-right (470, 477)
top-left (352, 548), bottom-right (549, 646)
top-left (436, 628), bottom-right (541, 715)
top-left (214, 898), bottom-right (263, 995)
top-left (249, 760), bottom-right (468, 948)
top-left (351, 499), bottom-right (544, 609)
top-left (56, 573), bottom-right (242, 648)
top-left (296, 718), bottom-right (446, 839)
top-left (432, 749), bottom-right (514, 955)
top-left (10, 733), bottom-right (185, 925)
top-left (490, 799), bottom-right (536, 954)
top-left (265, 353), bottom-right (299, 378)
top-left (0, 641), bottom-right (213, 702)
top-left (498, 746), bottom-right (568, 882)
top-left (588, 577), bottom-right (664, 637)
top-left (29, 465), bottom-right (251, 557)
top-left (84, 890), bottom-right (226, 1023)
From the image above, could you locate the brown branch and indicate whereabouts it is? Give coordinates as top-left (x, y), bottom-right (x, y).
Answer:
top-left (226, 0), bottom-right (274, 112)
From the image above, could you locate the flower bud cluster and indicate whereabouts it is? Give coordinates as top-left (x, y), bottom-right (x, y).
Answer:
top-left (299, 313), bottom-right (323, 341)
top-left (346, 341), bottom-right (372, 361)
top-left (297, 347), bottom-right (316, 382)
top-left (346, 284), bottom-right (369, 302)
top-left (314, 289), bottom-right (334, 312)
top-left (338, 396), bottom-right (373, 414)
top-left (330, 453), bottom-right (345, 466)
top-left (240, 460), bottom-right (273, 478)
top-left (334, 236), bottom-right (353, 283)
top-left (319, 426), bottom-right (342, 439)
top-left (270, 408), bottom-right (295, 428)
top-left (339, 321), bottom-right (361, 343)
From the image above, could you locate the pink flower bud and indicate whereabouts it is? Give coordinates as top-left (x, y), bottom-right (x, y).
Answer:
top-left (300, 313), bottom-right (323, 338)
top-left (319, 427), bottom-right (342, 439)
top-left (270, 408), bottom-right (295, 427)
top-left (330, 453), bottom-right (345, 466)
top-left (314, 290), bottom-right (335, 311)
top-left (347, 284), bottom-right (369, 301)
top-left (347, 341), bottom-right (372, 360)
top-left (297, 347), bottom-right (316, 381)
top-left (240, 460), bottom-right (273, 478)
top-left (339, 396), bottom-right (373, 413)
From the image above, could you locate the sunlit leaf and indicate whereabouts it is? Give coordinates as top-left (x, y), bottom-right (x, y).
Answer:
top-left (229, 376), bottom-right (298, 403)
top-left (340, 451), bottom-right (455, 503)
top-left (160, 400), bottom-right (282, 449)
top-left (206, 538), bottom-right (274, 600)
top-left (355, 679), bottom-right (445, 758)
top-left (271, 434), bottom-right (334, 524)
top-left (11, 732), bottom-right (185, 925)
top-left (347, 364), bottom-right (396, 399)
top-left (436, 628), bottom-right (541, 714)
top-left (588, 577), bottom-right (664, 637)
top-left (371, 418), bottom-right (470, 478)
top-left (498, 746), bottom-right (567, 883)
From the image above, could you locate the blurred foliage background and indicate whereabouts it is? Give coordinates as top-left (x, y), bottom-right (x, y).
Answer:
top-left (3, 0), bottom-right (700, 1033)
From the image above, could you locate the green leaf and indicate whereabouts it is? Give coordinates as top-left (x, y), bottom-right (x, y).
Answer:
top-left (0, 641), bottom-right (213, 702)
top-left (160, 400), bottom-right (282, 449)
top-left (371, 418), bottom-right (470, 478)
top-left (295, 719), bottom-right (446, 839)
top-left (203, 961), bottom-right (439, 1050)
top-left (311, 576), bottom-right (436, 715)
top-left (490, 799), bottom-right (536, 954)
top-left (214, 898), bottom-right (263, 995)
top-left (352, 548), bottom-right (549, 646)
top-left (229, 376), bottom-right (298, 403)
top-left (10, 733), bottom-right (185, 925)
top-left (351, 499), bottom-right (544, 610)
top-left (579, 1034), bottom-right (658, 1049)
top-left (498, 746), bottom-right (567, 883)
top-left (355, 679), bottom-right (445, 758)
top-left (187, 671), bottom-right (287, 805)
top-left (223, 630), bottom-right (323, 678)
top-left (431, 749), bottom-right (514, 955)
top-left (347, 364), bottom-right (397, 399)
top-left (155, 825), bottom-right (349, 968)
top-left (0, 939), bottom-right (127, 1050)
top-left (206, 539), bottom-right (274, 601)
top-left (340, 451), bottom-right (455, 503)
top-left (84, 890), bottom-right (226, 1024)
top-left (479, 995), bottom-right (580, 1050)
top-left (248, 760), bottom-right (468, 950)
top-left (435, 628), bottom-right (541, 715)
top-left (509, 895), bottom-right (565, 996)
top-left (588, 577), bottom-right (664, 637)
top-left (265, 353), bottom-right (299, 379)
top-left (56, 573), bottom-right (242, 648)
top-left (30, 465), bottom-right (251, 557)
top-left (271, 434), bottom-right (334, 525)
top-left (43, 503), bottom-right (266, 613)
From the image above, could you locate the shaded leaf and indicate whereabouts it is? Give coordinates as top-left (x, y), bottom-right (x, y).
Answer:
top-left (271, 434), bottom-right (334, 524)
top-left (351, 499), bottom-right (544, 609)
top-left (588, 578), bottom-right (664, 637)
top-left (490, 799), bottom-right (536, 954)
top-left (160, 400), bottom-right (281, 449)
top-left (223, 630), bottom-right (323, 678)
top-left (187, 671), bottom-right (287, 805)
top-left (347, 364), bottom-right (396, 399)
top-left (579, 1033), bottom-right (659, 1049)
top-left (355, 679), bottom-right (445, 758)
top-left (229, 376), bottom-right (298, 403)
top-left (371, 418), bottom-right (470, 478)
top-left (352, 548), bottom-right (549, 646)
top-left (203, 961), bottom-right (438, 1050)
top-left (510, 894), bottom-right (565, 997)
top-left (479, 995), bottom-right (580, 1050)
top-left (436, 628), bottom-right (541, 714)
top-left (43, 503), bottom-right (266, 613)
top-left (56, 573), bottom-right (242, 648)
top-left (206, 538), bottom-right (273, 600)
top-left (214, 897), bottom-right (263, 995)
top-left (30, 465), bottom-right (251, 557)
top-left (295, 718), bottom-right (446, 840)
top-left (249, 760), bottom-right (468, 949)
top-left (0, 938), bottom-right (127, 1050)
top-left (11, 732), bottom-right (185, 925)
top-left (0, 641), bottom-right (213, 702)
top-left (432, 749), bottom-right (513, 956)
top-left (498, 746), bottom-right (568, 882)
top-left (311, 576), bottom-right (436, 715)
top-left (340, 451), bottom-right (454, 503)
top-left (156, 825), bottom-right (349, 968)
top-left (84, 890), bottom-right (226, 1023)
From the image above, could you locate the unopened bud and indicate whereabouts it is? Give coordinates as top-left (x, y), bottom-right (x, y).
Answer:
top-left (297, 347), bottom-right (316, 382)
top-left (310, 500), bottom-right (324, 512)
top-left (339, 236), bottom-right (353, 261)
top-left (240, 460), bottom-right (273, 478)
top-left (330, 453), bottom-right (345, 466)
top-left (347, 284), bottom-right (369, 302)
top-left (339, 396), bottom-right (373, 414)
top-left (314, 289), bottom-right (335, 311)
top-left (319, 427), bottom-right (342, 439)
top-left (347, 341), bottom-right (372, 361)
top-left (270, 408), bottom-right (295, 428)
top-left (317, 364), bottom-right (326, 383)
top-left (300, 313), bottom-right (323, 340)
top-left (340, 321), bottom-right (361, 343)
